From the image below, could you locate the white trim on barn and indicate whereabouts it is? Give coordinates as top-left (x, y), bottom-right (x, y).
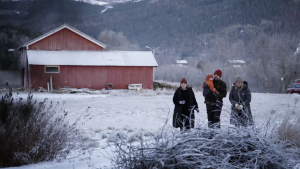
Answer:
top-left (18, 24), bottom-right (106, 49)
top-left (44, 66), bottom-right (60, 73)
top-left (27, 50), bottom-right (158, 67)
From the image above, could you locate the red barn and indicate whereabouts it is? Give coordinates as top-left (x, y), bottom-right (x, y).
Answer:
top-left (18, 24), bottom-right (158, 90)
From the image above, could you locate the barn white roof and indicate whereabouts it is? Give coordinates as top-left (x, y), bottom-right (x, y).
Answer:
top-left (27, 50), bottom-right (158, 67)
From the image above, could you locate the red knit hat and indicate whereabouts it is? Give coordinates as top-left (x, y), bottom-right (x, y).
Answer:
top-left (214, 69), bottom-right (222, 77)
top-left (206, 74), bottom-right (213, 80)
top-left (180, 78), bottom-right (187, 84)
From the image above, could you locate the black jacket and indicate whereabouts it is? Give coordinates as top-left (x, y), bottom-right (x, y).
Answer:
top-left (229, 81), bottom-right (253, 126)
top-left (213, 79), bottom-right (227, 102)
top-left (173, 87), bottom-right (198, 128)
top-left (229, 81), bottom-right (251, 106)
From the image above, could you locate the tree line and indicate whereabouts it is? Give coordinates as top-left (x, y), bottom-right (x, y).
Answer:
top-left (0, 25), bottom-right (41, 70)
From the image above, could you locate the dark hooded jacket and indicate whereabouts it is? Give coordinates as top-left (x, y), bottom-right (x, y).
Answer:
top-left (213, 79), bottom-right (227, 103)
top-left (173, 86), bottom-right (198, 128)
top-left (229, 81), bottom-right (254, 126)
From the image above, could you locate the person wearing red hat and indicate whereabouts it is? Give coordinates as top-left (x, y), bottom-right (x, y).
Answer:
top-left (173, 78), bottom-right (199, 131)
top-left (205, 69), bottom-right (227, 128)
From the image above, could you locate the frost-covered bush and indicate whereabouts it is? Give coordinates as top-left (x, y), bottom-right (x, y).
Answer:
top-left (0, 88), bottom-right (80, 167)
top-left (271, 98), bottom-right (300, 148)
top-left (274, 116), bottom-right (300, 148)
top-left (154, 88), bottom-right (174, 95)
top-left (108, 125), bottom-right (300, 169)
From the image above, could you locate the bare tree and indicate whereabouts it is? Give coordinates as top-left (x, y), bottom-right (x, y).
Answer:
top-left (251, 33), bottom-right (272, 93)
top-left (224, 39), bottom-right (246, 86)
top-left (268, 34), bottom-right (298, 93)
top-left (97, 30), bottom-right (140, 50)
top-left (212, 37), bottom-right (229, 68)
top-left (291, 44), bottom-right (300, 80)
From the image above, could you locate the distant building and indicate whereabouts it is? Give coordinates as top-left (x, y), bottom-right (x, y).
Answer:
top-left (295, 46), bottom-right (300, 55)
top-left (18, 24), bottom-right (158, 90)
top-left (176, 60), bottom-right (188, 67)
top-left (225, 60), bottom-right (246, 68)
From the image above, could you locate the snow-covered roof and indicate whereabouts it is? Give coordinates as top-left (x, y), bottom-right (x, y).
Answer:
top-left (225, 60), bottom-right (246, 64)
top-left (75, 0), bottom-right (109, 6)
top-left (27, 50), bottom-right (158, 67)
top-left (18, 24), bottom-right (106, 49)
top-left (295, 47), bottom-right (300, 55)
top-left (176, 60), bottom-right (188, 64)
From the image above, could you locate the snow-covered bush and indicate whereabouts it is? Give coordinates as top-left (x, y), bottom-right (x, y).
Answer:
top-left (154, 88), bottom-right (174, 95)
top-left (108, 125), bottom-right (300, 169)
top-left (271, 98), bottom-right (300, 148)
top-left (0, 88), bottom-right (80, 167)
top-left (275, 116), bottom-right (300, 148)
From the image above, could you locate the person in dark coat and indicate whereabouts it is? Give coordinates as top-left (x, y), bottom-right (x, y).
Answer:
top-left (173, 78), bottom-right (199, 131)
top-left (205, 69), bottom-right (227, 128)
top-left (229, 76), bottom-right (254, 127)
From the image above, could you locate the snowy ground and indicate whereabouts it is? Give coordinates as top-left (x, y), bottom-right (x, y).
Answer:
top-left (2, 90), bottom-right (300, 169)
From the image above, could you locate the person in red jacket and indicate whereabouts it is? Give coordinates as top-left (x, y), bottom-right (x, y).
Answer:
top-left (202, 74), bottom-right (219, 101)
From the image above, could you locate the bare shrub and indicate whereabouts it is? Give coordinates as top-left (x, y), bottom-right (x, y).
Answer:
top-left (272, 98), bottom-right (300, 148)
top-left (154, 88), bottom-right (174, 95)
top-left (108, 125), bottom-right (299, 169)
top-left (275, 116), bottom-right (300, 148)
top-left (0, 88), bottom-right (80, 167)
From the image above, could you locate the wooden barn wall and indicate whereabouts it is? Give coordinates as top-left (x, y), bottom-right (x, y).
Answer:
top-left (28, 28), bottom-right (103, 51)
top-left (29, 66), bottom-right (154, 89)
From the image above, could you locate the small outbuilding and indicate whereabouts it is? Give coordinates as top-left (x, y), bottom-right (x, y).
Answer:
top-left (176, 60), bottom-right (188, 67)
top-left (18, 24), bottom-right (158, 90)
top-left (225, 60), bottom-right (246, 68)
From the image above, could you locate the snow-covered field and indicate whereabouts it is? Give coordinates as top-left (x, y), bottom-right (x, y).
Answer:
top-left (3, 90), bottom-right (300, 169)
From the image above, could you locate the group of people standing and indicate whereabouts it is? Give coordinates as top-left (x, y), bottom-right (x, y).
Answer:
top-left (172, 69), bottom-right (254, 131)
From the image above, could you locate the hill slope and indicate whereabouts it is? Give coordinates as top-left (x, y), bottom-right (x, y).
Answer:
top-left (1, 0), bottom-right (299, 48)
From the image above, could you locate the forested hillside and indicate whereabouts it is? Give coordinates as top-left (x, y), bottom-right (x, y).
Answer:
top-left (1, 0), bottom-right (300, 92)
top-left (0, 25), bottom-right (41, 70)
top-left (1, 0), bottom-right (300, 50)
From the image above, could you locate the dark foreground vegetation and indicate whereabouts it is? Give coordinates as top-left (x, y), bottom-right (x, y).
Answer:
top-left (0, 85), bottom-right (79, 167)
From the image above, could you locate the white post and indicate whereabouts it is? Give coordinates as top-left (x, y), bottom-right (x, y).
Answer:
top-left (47, 82), bottom-right (50, 92)
top-left (50, 76), bottom-right (53, 92)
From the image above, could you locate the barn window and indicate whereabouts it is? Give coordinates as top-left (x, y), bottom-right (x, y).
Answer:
top-left (45, 66), bottom-right (60, 73)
